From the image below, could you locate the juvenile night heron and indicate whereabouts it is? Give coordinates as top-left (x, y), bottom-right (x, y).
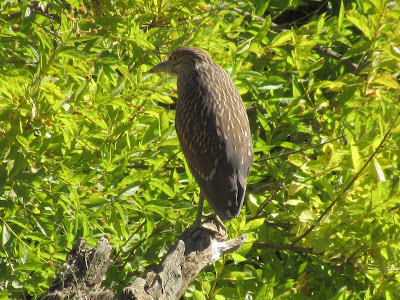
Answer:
top-left (150, 47), bottom-right (253, 222)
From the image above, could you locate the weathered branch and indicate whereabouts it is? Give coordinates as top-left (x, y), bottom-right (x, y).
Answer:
top-left (121, 218), bottom-right (246, 299)
top-left (42, 237), bottom-right (115, 300)
top-left (42, 218), bottom-right (247, 300)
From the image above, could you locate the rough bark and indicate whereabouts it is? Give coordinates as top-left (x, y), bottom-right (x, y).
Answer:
top-left (42, 237), bottom-right (115, 300)
top-left (42, 218), bottom-right (247, 300)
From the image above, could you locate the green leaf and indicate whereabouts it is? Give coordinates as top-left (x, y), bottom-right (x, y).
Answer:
top-left (146, 216), bottom-right (154, 238)
top-left (150, 180), bottom-right (175, 198)
top-left (255, 0), bottom-right (270, 17)
top-left (0, 102), bottom-right (17, 120)
top-left (40, 81), bottom-right (65, 101)
top-left (346, 10), bottom-right (373, 40)
top-left (271, 30), bottom-right (291, 47)
top-left (255, 284), bottom-right (269, 300)
top-left (250, 15), bottom-right (271, 53)
top-left (247, 194), bottom-right (260, 215)
top-left (16, 136), bottom-right (30, 150)
top-left (299, 210), bottom-right (315, 223)
top-left (338, 1), bottom-right (345, 31)
top-left (285, 199), bottom-right (305, 206)
top-left (2, 223), bottom-right (11, 245)
top-left (371, 74), bottom-right (400, 89)
top-left (58, 47), bottom-right (88, 60)
top-left (114, 202), bottom-right (126, 225)
top-left (222, 271), bottom-right (254, 280)
top-left (111, 208), bottom-right (123, 237)
top-left (80, 109), bottom-right (108, 129)
top-left (118, 185), bottom-right (140, 200)
top-left (143, 204), bottom-right (166, 217)
top-left (389, 43), bottom-right (400, 59)
top-left (193, 290), bottom-right (207, 300)
top-left (373, 158), bottom-right (386, 182)
top-left (350, 140), bottom-right (362, 173)
top-left (242, 218), bottom-right (264, 232)
top-left (159, 110), bottom-right (170, 137)
top-left (230, 253), bottom-right (247, 262)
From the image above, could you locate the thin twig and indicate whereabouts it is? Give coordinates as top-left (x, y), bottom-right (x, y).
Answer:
top-left (255, 183), bottom-right (281, 217)
top-left (313, 45), bottom-right (358, 72)
top-left (253, 241), bottom-right (313, 253)
top-left (256, 135), bottom-right (345, 162)
top-left (291, 114), bottom-right (400, 246)
top-left (230, 7), bottom-right (281, 32)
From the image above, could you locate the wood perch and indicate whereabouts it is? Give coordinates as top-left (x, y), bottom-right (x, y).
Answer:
top-left (42, 237), bottom-right (115, 300)
top-left (41, 218), bottom-right (247, 300)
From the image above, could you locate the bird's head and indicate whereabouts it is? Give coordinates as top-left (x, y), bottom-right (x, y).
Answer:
top-left (149, 47), bottom-right (213, 76)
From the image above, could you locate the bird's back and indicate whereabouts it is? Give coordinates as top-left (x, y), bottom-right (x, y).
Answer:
top-left (175, 52), bottom-right (253, 220)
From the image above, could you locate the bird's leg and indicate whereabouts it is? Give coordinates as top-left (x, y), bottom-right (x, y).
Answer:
top-left (193, 192), bottom-right (205, 229)
top-left (190, 193), bottom-right (227, 238)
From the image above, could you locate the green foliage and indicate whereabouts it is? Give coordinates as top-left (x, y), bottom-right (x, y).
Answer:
top-left (1, 0), bottom-right (400, 298)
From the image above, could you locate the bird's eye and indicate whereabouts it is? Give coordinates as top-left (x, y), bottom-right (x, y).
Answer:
top-left (171, 55), bottom-right (177, 61)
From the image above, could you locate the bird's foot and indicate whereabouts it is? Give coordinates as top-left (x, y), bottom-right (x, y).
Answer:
top-left (189, 214), bottom-right (227, 240)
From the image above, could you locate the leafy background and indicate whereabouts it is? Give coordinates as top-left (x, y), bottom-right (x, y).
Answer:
top-left (1, 0), bottom-right (400, 298)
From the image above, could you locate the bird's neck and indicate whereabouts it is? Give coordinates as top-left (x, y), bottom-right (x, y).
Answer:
top-left (177, 70), bottom-right (197, 92)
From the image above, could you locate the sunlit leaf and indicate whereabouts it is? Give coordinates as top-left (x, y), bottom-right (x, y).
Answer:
top-left (347, 10), bottom-right (373, 40)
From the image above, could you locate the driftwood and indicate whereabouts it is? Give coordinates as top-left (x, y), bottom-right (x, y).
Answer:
top-left (42, 218), bottom-right (246, 300)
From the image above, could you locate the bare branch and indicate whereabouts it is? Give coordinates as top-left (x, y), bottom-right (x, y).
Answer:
top-left (122, 218), bottom-right (246, 299)
top-left (42, 219), bottom-right (246, 300)
top-left (42, 237), bottom-right (115, 300)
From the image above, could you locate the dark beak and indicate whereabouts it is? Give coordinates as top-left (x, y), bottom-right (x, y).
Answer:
top-left (149, 60), bottom-right (173, 73)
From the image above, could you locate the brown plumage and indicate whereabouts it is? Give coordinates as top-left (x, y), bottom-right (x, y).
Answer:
top-left (150, 47), bottom-right (253, 221)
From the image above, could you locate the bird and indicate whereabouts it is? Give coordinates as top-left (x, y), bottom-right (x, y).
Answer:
top-left (149, 47), bottom-right (253, 223)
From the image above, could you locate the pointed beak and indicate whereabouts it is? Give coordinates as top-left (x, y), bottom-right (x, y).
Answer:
top-left (149, 60), bottom-right (174, 74)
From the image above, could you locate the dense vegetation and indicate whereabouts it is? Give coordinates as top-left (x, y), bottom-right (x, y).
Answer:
top-left (1, 0), bottom-right (399, 298)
